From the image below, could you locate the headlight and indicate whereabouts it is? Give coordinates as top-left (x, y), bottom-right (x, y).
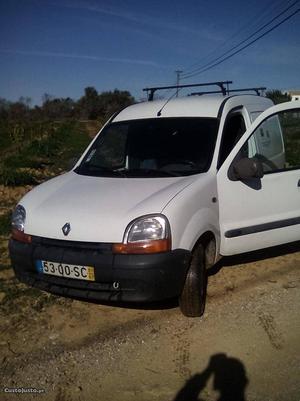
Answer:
top-left (125, 216), bottom-right (168, 243)
top-left (11, 205), bottom-right (26, 232)
top-left (113, 215), bottom-right (171, 254)
top-left (11, 205), bottom-right (31, 243)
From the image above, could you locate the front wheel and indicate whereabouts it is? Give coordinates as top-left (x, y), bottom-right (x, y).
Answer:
top-left (179, 243), bottom-right (207, 317)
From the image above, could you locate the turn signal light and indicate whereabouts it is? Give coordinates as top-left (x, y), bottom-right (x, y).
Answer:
top-left (11, 228), bottom-right (32, 244)
top-left (113, 239), bottom-right (171, 254)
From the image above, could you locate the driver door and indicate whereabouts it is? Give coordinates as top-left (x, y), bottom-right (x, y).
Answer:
top-left (217, 101), bottom-right (300, 255)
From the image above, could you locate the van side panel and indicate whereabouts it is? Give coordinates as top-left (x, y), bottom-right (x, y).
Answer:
top-left (162, 173), bottom-right (220, 252)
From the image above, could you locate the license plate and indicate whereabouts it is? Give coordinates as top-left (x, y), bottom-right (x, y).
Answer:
top-left (36, 260), bottom-right (95, 281)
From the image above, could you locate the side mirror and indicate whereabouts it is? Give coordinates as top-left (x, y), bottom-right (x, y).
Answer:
top-left (230, 157), bottom-right (264, 181)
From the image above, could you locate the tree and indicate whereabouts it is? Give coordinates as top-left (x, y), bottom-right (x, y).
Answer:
top-left (98, 89), bottom-right (135, 120)
top-left (0, 87), bottom-right (136, 122)
top-left (0, 98), bottom-right (10, 119)
top-left (41, 97), bottom-right (75, 119)
top-left (77, 87), bottom-right (135, 120)
top-left (19, 96), bottom-right (32, 108)
top-left (77, 86), bottom-right (100, 119)
top-left (266, 90), bottom-right (291, 104)
top-left (8, 100), bottom-right (30, 121)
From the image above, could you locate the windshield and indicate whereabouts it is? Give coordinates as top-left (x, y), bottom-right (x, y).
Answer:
top-left (75, 117), bottom-right (219, 178)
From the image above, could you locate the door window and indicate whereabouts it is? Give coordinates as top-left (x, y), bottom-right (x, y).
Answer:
top-left (218, 112), bottom-right (246, 167)
top-left (240, 109), bottom-right (300, 173)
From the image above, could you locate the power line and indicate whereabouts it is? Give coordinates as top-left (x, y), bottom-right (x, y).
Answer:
top-left (182, 0), bottom-right (292, 75)
top-left (182, 7), bottom-right (299, 80)
top-left (182, 0), bottom-right (299, 79)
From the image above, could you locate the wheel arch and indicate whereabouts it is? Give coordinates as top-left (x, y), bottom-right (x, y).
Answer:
top-left (191, 230), bottom-right (220, 267)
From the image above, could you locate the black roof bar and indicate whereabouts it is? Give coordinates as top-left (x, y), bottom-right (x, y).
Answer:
top-left (190, 90), bottom-right (230, 96)
top-left (190, 87), bottom-right (266, 97)
top-left (229, 87), bottom-right (266, 96)
top-left (143, 81), bottom-right (233, 101)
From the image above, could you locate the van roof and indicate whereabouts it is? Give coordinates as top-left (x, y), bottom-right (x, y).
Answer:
top-left (113, 94), bottom-right (273, 122)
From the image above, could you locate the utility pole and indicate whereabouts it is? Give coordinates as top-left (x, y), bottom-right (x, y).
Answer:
top-left (175, 70), bottom-right (183, 97)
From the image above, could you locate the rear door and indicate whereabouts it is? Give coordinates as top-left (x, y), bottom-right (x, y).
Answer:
top-left (217, 101), bottom-right (300, 255)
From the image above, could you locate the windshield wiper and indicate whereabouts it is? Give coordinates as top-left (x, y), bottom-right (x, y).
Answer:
top-left (76, 164), bottom-right (126, 177)
top-left (121, 168), bottom-right (179, 177)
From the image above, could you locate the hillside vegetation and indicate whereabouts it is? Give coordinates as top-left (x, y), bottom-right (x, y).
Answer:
top-left (0, 87), bottom-right (135, 186)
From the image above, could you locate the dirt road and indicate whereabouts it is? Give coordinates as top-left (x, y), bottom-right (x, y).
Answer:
top-left (1, 240), bottom-right (300, 401)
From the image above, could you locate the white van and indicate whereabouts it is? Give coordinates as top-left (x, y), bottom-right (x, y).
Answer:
top-left (9, 83), bottom-right (300, 317)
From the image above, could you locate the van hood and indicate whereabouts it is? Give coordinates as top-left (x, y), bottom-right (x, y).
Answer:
top-left (21, 171), bottom-right (197, 242)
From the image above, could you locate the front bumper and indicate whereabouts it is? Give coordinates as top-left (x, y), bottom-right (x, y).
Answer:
top-left (9, 237), bottom-right (191, 303)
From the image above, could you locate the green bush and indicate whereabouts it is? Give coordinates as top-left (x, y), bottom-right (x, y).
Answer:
top-left (3, 155), bottom-right (44, 169)
top-left (0, 211), bottom-right (11, 236)
top-left (0, 120), bottom-right (90, 185)
top-left (0, 121), bottom-right (13, 150)
top-left (0, 166), bottom-right (37, 186)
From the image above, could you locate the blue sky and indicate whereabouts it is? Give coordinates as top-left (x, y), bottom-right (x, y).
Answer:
top-left (0, 0), bottom-right (299, 104)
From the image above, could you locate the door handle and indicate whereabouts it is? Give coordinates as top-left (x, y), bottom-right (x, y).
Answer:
top-left (298, 179), bottom-right (300, 187)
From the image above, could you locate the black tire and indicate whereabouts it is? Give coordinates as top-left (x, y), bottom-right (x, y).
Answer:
top-left (179, 243), bottom-right (207, 317)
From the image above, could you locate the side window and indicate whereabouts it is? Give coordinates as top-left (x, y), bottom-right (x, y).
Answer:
top-left (241, 109), bottom-right (300, 173)
top-left (218, 112), bottom-right (246, 167)
top-left (250, 111), bottom-right (263, 122)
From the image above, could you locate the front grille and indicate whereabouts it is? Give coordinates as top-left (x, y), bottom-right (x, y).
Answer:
top-left (31, 236), bottom-right (113, 253)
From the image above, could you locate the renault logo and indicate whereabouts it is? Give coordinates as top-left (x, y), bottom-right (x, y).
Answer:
top-left (62, 222), bottom-right (71, 236)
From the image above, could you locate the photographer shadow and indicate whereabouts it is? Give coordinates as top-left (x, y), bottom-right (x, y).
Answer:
top-left (173, 353), bottom-right (248, 401)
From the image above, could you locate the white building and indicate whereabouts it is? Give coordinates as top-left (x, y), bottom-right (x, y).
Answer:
top-left (284, 90), bottom-right (300, 101)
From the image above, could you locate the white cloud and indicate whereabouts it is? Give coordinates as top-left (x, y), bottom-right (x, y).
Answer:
top-left (0, 48), bottom-right (169, 68)
top-left (47, 0), bottom-right (222, 41)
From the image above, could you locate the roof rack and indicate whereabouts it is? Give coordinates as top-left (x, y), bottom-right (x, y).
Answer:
top-left (190, 87), bottom-right (266, 96)
top-left (143, 81), bottom-right (233, 101)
